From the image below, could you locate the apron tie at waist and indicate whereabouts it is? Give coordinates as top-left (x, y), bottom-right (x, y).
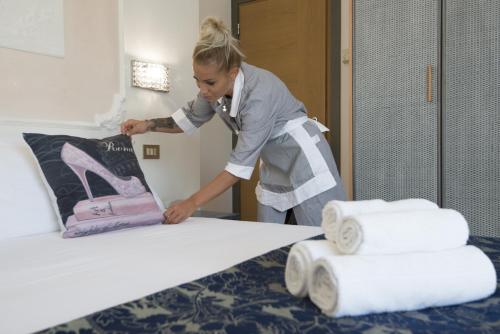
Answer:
top-left (271, 116), bottom-right (329, 139)
top-left (309, 117), bottom-right (329, 133)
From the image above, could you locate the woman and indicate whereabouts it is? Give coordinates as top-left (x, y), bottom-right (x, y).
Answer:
top-left (121, 17), bottom-right (345, 225)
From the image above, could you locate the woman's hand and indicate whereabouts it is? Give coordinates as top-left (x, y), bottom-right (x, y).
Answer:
top-left (163, 171), bottom-right (239, 224)
top-left (121, 119), bottom-right (151, 136)
top-left (164, 198), bottom-right (197, 224)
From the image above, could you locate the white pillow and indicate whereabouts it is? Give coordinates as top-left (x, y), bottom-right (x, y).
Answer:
top-left (0, 143), bottom-right (59, 240)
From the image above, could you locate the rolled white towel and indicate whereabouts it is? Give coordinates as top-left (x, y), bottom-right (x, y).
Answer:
top-left (308, 245), bottom-right (497, 317)
top-left (321, 199), bottom-right (438, 241)
top-left (380, 198), bottom-right (439, 211)
top-left (336, 208), bottom-right (469, 255)
top-left (285, 240), bottom-right (339, 297)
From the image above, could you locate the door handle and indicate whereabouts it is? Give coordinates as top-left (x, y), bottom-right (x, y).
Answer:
top-left (427, 64), bottom-right (432, 102)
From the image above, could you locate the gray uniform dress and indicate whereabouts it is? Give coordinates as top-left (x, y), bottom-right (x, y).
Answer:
top-left (171, 62), bottom-right (345, 226)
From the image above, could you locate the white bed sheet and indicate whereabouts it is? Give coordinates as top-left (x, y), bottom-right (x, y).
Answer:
top-left (0, 217), bottom-right (322, 334)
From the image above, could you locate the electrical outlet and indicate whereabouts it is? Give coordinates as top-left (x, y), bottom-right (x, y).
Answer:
top-left (143, 144), bottom-right (160, 159)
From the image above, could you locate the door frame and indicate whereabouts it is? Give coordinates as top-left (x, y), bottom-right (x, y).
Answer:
top-left (230, 0), bottom-right (342, 215)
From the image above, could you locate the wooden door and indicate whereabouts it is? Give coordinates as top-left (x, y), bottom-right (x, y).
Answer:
top-left (233, 0), bottom-right (329, 221)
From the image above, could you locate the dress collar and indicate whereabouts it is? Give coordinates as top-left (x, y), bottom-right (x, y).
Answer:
top-left (216, 67), bottom-right (244, 117)
top-left (229, 68), bottom-right (244, 117)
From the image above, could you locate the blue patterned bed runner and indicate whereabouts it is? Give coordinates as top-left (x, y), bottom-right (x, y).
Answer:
top-left (39, 236), bottom-right (500, 333)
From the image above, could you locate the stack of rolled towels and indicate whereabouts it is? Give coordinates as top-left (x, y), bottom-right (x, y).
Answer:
top-left (285, 198), bottom-right (497, 317)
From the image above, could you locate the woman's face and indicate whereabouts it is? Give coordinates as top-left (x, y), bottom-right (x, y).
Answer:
top-left (193, 61), bottom-right (238, 103)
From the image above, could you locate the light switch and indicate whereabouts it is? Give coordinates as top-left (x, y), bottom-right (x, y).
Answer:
top-left (143, 144), bottom-right (160, 159)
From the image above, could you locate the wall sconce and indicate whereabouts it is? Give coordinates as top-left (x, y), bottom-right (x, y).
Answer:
top-left (131, 60), bottom-right (170, 92)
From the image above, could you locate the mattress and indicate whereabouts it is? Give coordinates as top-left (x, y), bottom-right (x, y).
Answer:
top-left (0, 218), bottom-right (322, 334)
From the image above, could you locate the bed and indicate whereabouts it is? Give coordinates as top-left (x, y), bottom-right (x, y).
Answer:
top-left (1, 120), bottom-right (499, 334)
top-left (0, 218), bottom-right (323, 333)
top-left (42, 238), bottom-right (500, 334)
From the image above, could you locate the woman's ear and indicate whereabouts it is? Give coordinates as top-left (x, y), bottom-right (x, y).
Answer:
top-left (229, 66), bottom-right (239, 81)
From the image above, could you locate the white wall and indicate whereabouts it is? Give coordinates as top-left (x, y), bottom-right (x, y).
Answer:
top-left (123, 0), bottom-right (234, 211)
top-left (0, 0), bottom-right (119, 122)
top-left (122, 0), bottom-right (201, 207)
top-left (198, 0), bottom-right (234, 213)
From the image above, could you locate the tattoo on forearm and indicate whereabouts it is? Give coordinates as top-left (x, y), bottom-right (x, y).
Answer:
top-left (149, 117), bottom-right (179, 131)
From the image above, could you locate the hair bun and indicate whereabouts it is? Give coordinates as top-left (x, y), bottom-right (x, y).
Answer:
top-left (200, 17), bottom-right (225, 33)
top-left (199, 17), bottom-right (230, 46)
top-left (194, 17), bottom-right (245, 70)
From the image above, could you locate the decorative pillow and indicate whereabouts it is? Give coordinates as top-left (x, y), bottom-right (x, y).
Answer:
top-left (23, 133), bottom-right (165, 238)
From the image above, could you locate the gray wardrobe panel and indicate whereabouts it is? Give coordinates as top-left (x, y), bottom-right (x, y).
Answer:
top-left (353, 0), bottom-right (440, 202)
top-left (443, 0), bottom-right (500, 237)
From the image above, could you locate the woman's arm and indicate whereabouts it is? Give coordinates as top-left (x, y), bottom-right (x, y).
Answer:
top-left (147, 118), bottom-right (183, 133)
top-left (121, 117), bottom-right (183, 135)
top-left (165, 170), bottom-right (240, 224)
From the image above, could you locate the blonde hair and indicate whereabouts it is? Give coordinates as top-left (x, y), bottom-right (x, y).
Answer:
top-left (193, 17), bottom-right (245, 71)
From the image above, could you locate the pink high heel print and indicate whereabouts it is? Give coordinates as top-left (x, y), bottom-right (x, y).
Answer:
top-left (61, 142), bottom-right (146, 200)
